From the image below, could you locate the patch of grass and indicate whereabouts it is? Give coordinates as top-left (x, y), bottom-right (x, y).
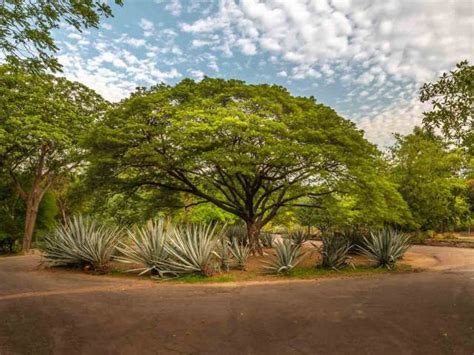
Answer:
top-left (282, 264), bottom-right (412, 279)
top-left (172, 274), bottom-right (236, 283)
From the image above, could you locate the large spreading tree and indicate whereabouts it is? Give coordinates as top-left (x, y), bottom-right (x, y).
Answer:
top-left (90, 78), bottom-right (399, 253)
top-left (420, 60), bottom-right (473, 151)
top-left (0, 0), bottom-right (123, 73)
top-left (0, 65), bottom-right (108, 251)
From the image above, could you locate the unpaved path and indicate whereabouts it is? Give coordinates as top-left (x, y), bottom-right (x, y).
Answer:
top-left (0, 246), bottom-right (473, 354)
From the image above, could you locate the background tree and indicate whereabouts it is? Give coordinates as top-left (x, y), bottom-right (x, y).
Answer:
top-left (0, 65), bottom-right (107, 251)
top-left (390, 127), bottom-right (470, 231)
top-left (420, 60), bottom-right (473, 150)
top-left (89, 78), bottom-right (401, 253)
top-left (0, 0), bottom-right (123, 73)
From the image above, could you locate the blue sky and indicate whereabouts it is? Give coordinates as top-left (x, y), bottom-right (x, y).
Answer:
top-left (53, 0), bottom-right (473, 147)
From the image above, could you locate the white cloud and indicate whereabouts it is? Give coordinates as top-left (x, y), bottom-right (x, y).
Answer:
top-left (180, 0), bottom-right (473, 145)
top-left (189, 69), bottom-right (205, 81)
top-left (165, 0), bottom-right (182, 16)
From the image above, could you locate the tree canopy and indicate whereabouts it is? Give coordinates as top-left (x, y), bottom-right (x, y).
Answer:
top-left (420, 60), bottom-right (473, 150)
top-left (0, 65), bottom-right (108, 250)
top-left (0, 0), bottom-right (123, 73)
top-left (89, 78), bottom-right (406, 252)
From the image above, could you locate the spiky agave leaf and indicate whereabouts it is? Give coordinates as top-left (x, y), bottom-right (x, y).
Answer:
top-left (229, 239), bottom-right (251, 270)
top-left (42, 215), bottom-right (122, 270)
top-left (287, 229), bottom-right (310, 246)
top-left (359, 228), bottom-right (411, 269)
top-left (260, 232), bottom-right (274, 248)
top-left (319, 235), bottom-right (352, 270)
top-left (264, 238), bottom-right (307, 274)
top-left (115, 219), bottom-right (172, 276)
top-left (226, 225), bottom-right (248, 245)
top-left (161, 223), bottom-right (223, 276)
top-left (215, 234), bottom-right (233, 272)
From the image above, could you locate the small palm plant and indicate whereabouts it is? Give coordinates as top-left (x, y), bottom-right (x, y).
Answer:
top-left (163, 223), bottom-right (223, 276)
top-left (264, 238), bottom-right (307, 274)
top-left (229, 239), bottom-right (251, 270)
top-left (115, 219), bottom-right (171, 276)
top-left (359, 228), bottom-right (411, 269)
top-left (42, 215), bottom-right (122, 271)
top-left (319, 235), bottom-right (352, 270)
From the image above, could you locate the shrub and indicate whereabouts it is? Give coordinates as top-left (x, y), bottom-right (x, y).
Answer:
top-left (340, 228), bottom-right (368, 253)
top-left (359, 228), bottom-right (410, 269)
top-left (319, 235), bottom-right (352, 270)
top-left (162, 223), bottom-right (222, 276)
top-left (264, 238), bottom-right (307, 274)
top-left (115, 219), bottom-right (171, 276)
top-left (42, 216), bottom-right (122, 271)
top-left (229, 239), bottom-right (251, 270)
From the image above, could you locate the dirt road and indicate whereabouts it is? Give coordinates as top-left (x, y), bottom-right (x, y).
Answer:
top-left (0, 246), bottom-right (473, 354)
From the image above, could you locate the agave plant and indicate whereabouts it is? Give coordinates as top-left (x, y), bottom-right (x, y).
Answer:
top-left (115, 219), bottom-right (171, 276)
top-left (359, 228), bottom-right (411, 269)
top-left (260, 232), bottom-right (274, 248)
top-left (264, 238), bottom-right (307, 274)
top-left (287, 229), bottom-right (310, 246)
top-left (226, 225), bottom-right (248, 245)
top-left (162, 223), bottom-right (223, 276)
top-left (215, 236), bottom-right (233, 272)
top-left (229, 239), bottom-right (251, 270)
top-left (319, 235), bottom-right (352, 270)
top-left (42, 215), bottom-right (122, 271)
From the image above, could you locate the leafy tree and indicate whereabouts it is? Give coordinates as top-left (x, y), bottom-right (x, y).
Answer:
top-left (390, 127), bottom-right (470, 231)
top-left (0, 65), bottom-right (107, 251)
top-left (0, 0), bottom-right (123, 73)
top-left (89, 78), bottom-right (396, 254)
top-left (420, 60), bottom-right (473, 150)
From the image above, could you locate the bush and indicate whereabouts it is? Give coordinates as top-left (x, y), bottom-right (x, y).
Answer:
top-left (162, 223), bottom-right (223, 276)
top-left (42, 216), bottom-right (122, 271)
top-left (264, 238), bottom-right (307, 274)
top-left (115, 219), bottom-right (171, 276)
top-left (319, 236), bottom-right (352, 270)
top-left (340, 229), bottom-right (368, 253)
top-left (359, 228), bottom-right (410, 269)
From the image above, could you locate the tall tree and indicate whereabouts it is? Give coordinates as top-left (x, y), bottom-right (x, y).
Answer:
top-left (0, 0), bottom-right (123, 73)
top-left (390, 127), bottom-right (470, 231)
top-left (0, 66), bottom-right (107, 251)
top-left (89, 78), bottom-right (393, 253)
top-left (420, 60), bottom-right (473, 150)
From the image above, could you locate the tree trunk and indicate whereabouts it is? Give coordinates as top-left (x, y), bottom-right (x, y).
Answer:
top-left (246, 221), bottom-right (263, 255)
top-left (22, 196), bottom-right (41, 252)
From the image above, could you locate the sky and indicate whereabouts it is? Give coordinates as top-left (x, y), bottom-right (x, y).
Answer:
top-left (53, 0), bottom-right (474, 147)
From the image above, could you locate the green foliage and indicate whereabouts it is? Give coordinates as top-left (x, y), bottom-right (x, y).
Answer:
top-left (0, 0), bottom-right (123, 73)
top-left (390, 127), bottom-right (470, 230)
top-left (215, 236), bottom-right (233, 272)
top-left (161, 223), bottom-right (223, 276)
top-left (229, 239), bottom-right (251, 270)
top-left (287, 229), bottom-right (310, 246)
top-left (42, 216), bottom-right (123, 270)
top-left (226, 224), bottom-right (249, 246)
top-left (420, 60), bottom-right (473, 149)
top-left (260, 232), bottom-right (274, 248)
top-left (319, 235), bottom-right (352, 270)
top-left (89, 78), bottom-right (389, 252)
top-left (359, 228), bottom-right (411, 269)
top-left (115, 219), bottom-right (171, 276)
top-left (264, 238), bottom-right (307, 274)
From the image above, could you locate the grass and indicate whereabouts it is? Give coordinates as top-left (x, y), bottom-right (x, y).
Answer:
top-left (157, 263), bottom-right (413, 284)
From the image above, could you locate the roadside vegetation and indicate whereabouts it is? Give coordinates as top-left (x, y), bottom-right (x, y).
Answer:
top-left (0, 1), bottom-right (472, 283)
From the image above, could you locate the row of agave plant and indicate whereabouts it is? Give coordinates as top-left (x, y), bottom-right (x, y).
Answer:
top-left (41, 216), bottom-right (411, 277)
